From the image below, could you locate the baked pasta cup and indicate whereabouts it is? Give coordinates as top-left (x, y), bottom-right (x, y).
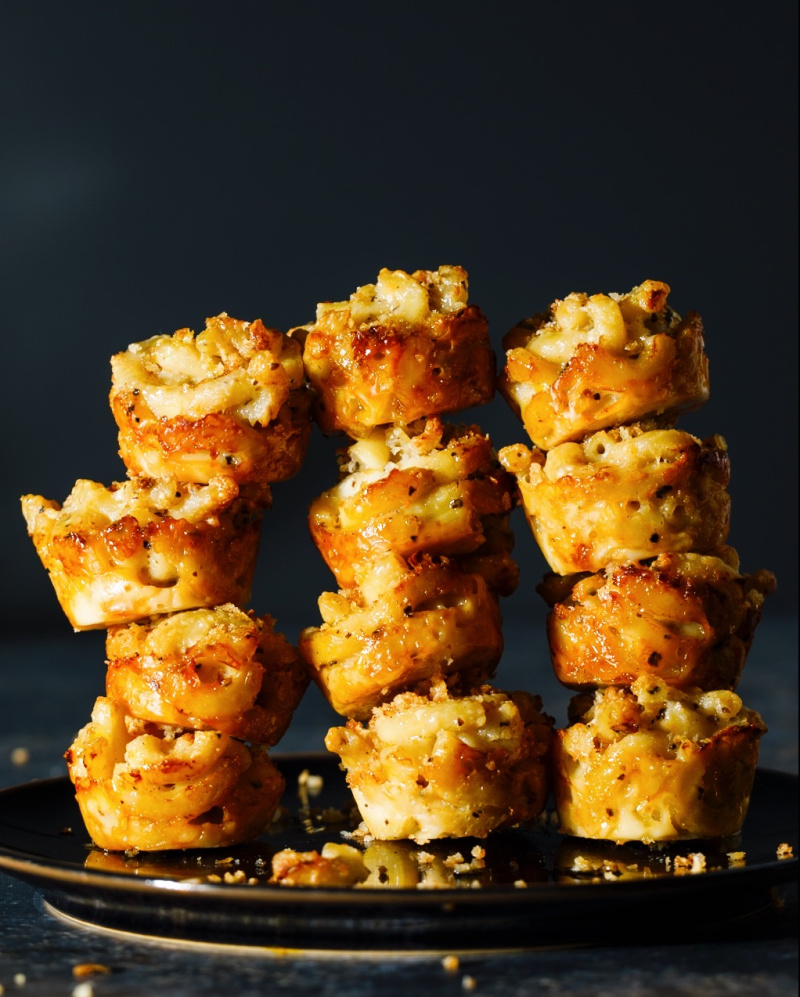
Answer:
top-left (65, 697), bottom-right (284, 851)
top-left (309, 419), bottom-right (518, 595)
top-left (499, 425), bottom-right (730, 575)
top-left (106, 605), bottom-right (308, 745)
top-left (21, 476), bottom-right (269, 629)
top-left (552, 677), bottom-right (766, 844)
top-left (291, 266), bottom-right (494, 437)
top-left (325, 682), bottom-right (553, 844)
top-left (500, 280), bottom-right (709, 450)
top-left (539, 549), bottom-right (776, 691)
top-left (299, 555), bottom-right (504, 720)
top-left (111, 313), bottom-right (311, 484)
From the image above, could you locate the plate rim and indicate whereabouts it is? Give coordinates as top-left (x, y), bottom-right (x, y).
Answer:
top-left (0, 759), bottom-right (797, 909)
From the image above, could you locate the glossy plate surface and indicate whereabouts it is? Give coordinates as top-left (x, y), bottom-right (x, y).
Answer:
top-left (0, 755), bottom-right (796, 950)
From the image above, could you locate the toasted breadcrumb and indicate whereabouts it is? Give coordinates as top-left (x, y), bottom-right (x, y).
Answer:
top-left (569, 855), bottom-right (627, 879)
top-left (300, 771), bottom-right (324, 796)
top-left (318, 807), bottom-right (350, 824)
top-left (223, 870), bottom-right (248, 884)
top-left (727, 851), bottom-right (747, 867)
top-left (72, 965), bottom-right (110, 979)
top-left (777, 842), bottom-right (794, 859)
top-left (673, 852), bottom-right (707, 875)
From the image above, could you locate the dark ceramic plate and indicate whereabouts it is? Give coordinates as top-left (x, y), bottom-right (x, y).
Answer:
top-left (0, 755), bottom-right (796, 951)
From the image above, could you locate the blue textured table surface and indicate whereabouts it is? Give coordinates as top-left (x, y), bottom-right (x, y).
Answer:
top-left (0, 614), bottom-right (797, 996)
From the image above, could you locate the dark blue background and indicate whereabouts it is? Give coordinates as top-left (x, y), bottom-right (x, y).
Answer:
top-left (2, 2), bottom-right (797, 640)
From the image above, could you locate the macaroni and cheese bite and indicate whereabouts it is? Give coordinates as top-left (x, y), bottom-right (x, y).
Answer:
top-left (21, 476), bottom-right (269, 629)
top-left (291, 266), bottom-right (494, 437)
top-left (105, 605), bottom-right (308, 745)
top-left (309, 418), bottom-right (518, 595)
top-left (552, 677), bottom-right (766, 844)
top-left (299, 555), bottom-right (504, 720)
top-left (110, 313), bottom-right (311, 485)
top-left (500, 280), bottom-right (709, 450)
top-left (499, 425), bottom-right (730, 576)
top-left (65, 697), bottom-right (284, 851)
top-left (539, 549), bottom-right (776, 691)
top-left (325, 682), bottom-right (553, 843)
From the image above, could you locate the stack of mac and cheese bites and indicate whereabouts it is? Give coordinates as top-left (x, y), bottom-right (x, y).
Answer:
top-left (22, 314), bottom-right (312, 850)
top-left (498, 280), bottom-right (775, 844)
top-left (294, 266), bottom-right (553, 844)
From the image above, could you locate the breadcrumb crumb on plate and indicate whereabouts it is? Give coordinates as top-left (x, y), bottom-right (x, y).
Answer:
top-left (72, 964), bottom-right (111, 979)
top-left (11, 747), bottom-right (30, 766)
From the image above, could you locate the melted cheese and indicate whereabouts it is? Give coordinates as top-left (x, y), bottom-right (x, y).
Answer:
top-left (112, 314), bottom-right (303, 427)
top-left (317, 265), bottom-right (469, 327)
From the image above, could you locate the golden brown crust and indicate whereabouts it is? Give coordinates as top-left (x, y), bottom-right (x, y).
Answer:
top-left (21, 477), bottom-right (268, 629)
top-left (292, 266), bottom-right (494, 437)
top-left (110, 314), bottom-right (311, 485)
top-left (499, 280), bottom-right (709, 450)
top-left (105, 605), bottom-right (308, 745)
top-left (325, 682), bottom-right (553, 843)
top-left (539, 550), bottom-right (776, 691)
top-left (65, 697), bottom-right (284, 851)
top-left (298, 557), bottom-right (504, 720)
top-left (552, 678), bottom-right (766, 843)
top-left (113, 387), bottom-right (312, 486)
top-left (499, 425), bottom-right (730, 575)
top-left (308, 419), bottom-right (517, 595)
